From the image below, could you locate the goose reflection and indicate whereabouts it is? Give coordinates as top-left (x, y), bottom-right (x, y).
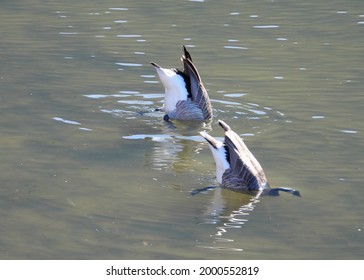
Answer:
top-left (123, 122), bottom-right (207, 173)
top-left (197, 187), bottom-right (262, 251)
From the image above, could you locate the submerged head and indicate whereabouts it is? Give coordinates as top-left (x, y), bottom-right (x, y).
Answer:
top-left (200, 131), bottom-right (230, 184)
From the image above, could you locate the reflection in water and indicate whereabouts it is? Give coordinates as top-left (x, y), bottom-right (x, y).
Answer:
top-left (198, 188), bottom-right (263, 252)
top-left (123, 131), bottom-right (205, 172)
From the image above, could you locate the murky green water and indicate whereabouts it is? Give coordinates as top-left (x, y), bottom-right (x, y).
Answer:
top-left (1, 0), bottom-right (363, 259)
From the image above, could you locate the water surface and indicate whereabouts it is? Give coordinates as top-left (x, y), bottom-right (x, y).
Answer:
top-left (1, 0), bottom-right (363, 259)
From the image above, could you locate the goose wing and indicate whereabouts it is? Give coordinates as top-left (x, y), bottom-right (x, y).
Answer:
top-left (181, 46), bottom-right (213, 120)
top-left (219, 120), bottom-right (267, 189)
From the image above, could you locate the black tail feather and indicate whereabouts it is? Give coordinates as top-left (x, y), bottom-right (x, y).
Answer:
top-left (183, 45), bottom-right (193, 61)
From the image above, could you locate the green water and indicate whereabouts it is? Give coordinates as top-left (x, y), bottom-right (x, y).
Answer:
top-left (1, 0), bottom-right (363, 259)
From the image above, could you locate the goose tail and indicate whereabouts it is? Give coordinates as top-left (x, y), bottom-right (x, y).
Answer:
top-left (218, 119), bottom-right (231, 132)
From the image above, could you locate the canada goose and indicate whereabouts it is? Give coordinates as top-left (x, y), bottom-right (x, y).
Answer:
top-left (151, 46), bottom-right (212, 121)
top-left (199, 120), bottom-right (300, 197)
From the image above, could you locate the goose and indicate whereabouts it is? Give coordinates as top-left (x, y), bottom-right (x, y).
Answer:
top-left (151, 46), bottom-right (212, 122)
top-left (199, 120), bottom-right (301, 197)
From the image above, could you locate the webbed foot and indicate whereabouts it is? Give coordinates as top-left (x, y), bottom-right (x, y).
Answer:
top-left (190, 186), bottom-right (219, 196)
top-left (163, 114), bottom-right (176, 129)
top-left (267, 187), bottom-right (301, 197)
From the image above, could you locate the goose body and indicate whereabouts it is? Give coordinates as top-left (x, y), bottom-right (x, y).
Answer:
top-left (151, 46), bottom-right (212, 121)
top-left (200, 120), bottom-right (300, 196)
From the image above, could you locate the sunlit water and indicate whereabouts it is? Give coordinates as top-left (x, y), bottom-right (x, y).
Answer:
top-left (1, 0), bottom-right (363, 259)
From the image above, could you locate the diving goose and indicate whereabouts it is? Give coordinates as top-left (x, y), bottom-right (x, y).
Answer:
top-left (199, 120), bottom-right (300, 197)
top-left (151, 46), bottom-right (212, 121)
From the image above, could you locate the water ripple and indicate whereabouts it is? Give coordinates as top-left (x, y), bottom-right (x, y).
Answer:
top-left (109, 8), bottom-right (129, 11)
top-left (253, 25), bottom-right (279, 29)
top-left (224, 93), bottom-right (246, 97)
top-left (53, 117), bottom-right (80, 125)
top-left (123, 134), bottom-right (172, 142)
top-left (115, 62), bottom-right (143, 67)
top-left (341, 129), bottom-right (357, 134)
top-left (211, 99), bottom-right (241, 105)
top-left (84, 94), bottom-right (130, 99)
top-left (118, 100), bottom-right (154, 105)
top-left (224, 46), bottom-right (248, 50)
top-left (53, 117), bottom-right (92, 131)
top-left (117, 34), bottom-right (142, 38)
